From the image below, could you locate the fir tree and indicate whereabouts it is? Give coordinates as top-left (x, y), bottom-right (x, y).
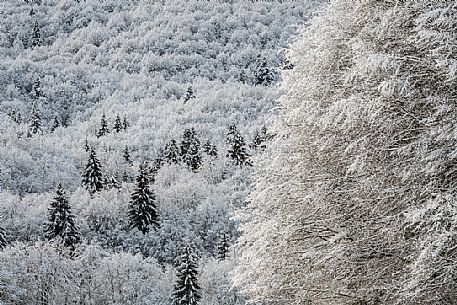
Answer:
top-left (106, 174), bottom-right (120, 190)
top-left (0, 226), bottom-right (7, 250)
top-left (128, 164), bottom-right (159, 234)
top-left (31, 78), bottom-right (43, 99)
top-left (148, 156), bottom-right (163, 183)
top-left (50, 116), bottom-right (60, 133)
top-left (122, 171), bottom-right (132, 183)
top-left (113, 114), bottom-right (123, 133)
top-left (27, 104), bottom-right (42, 137)
top-left (31, 21), bottom-right (41, 47)
top-left (29, 7), bottom-right (35, 16)
top-left (226, 124), bottom-right (251, 167)
top-left (43, 184), bottom-right (80, 249)
top-left (180, 128), bottom-right (202, 171)
top-left (251, 127), bottom-right (267, 150)
top-left (82, 148), bottom-right (104, 194)
top-left (123, 145), bottom-right (132, 165)
top-left (253, 55), bottom-right (275, 86)
top-left (123, 116), bottom-right (130, 130)
top-left (172, 245), bottom-right (202, 305)
top-left (203, 141), bottom-right (218, 158)
top-left (84, 137), bottom-right (91, 152)
top-left (183, 85), bottom-right (195, 104)
top-left (164, 139), bottom-right (180, 164)
top-left (97, 113), bottom-right (110, 138)
top-left (217, 232), bottom-right (230, 261)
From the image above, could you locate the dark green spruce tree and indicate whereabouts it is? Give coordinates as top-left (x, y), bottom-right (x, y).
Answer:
top-left (123, 116), bottom-right (130, 130)
top-left (217, 232), bottom-right (230, 261)
top-left (180, 128), bottom-right (202, 171)
top-left (128, 164), bottom-right (159, 234)
top-left (97, 113), bottom-right (110, 138)
top-left (0, 226), bottom-right (7, 250)
top-left (82, 148), bottom-right (104, 194)
top-left (123, 145), bottom-right (132, 165)
top-left (253, 55), bottom-right (275, 86)
top-left (43, 184), bottom-right (80, 249)
top-left (164, 139), bottom-right (180, 164)
top-left (27, 104), bottom-right (42, 137)
top-left (226, 124), bottom-right (251, 167)
top-left (202, 140), bottom-right (218, 158)
top-left (113, 114), bottom-right (123, 133)
top-left (183, 85), bottom-right (195, 104)
top-left (31, 21), bottom-right (41, 47)
top-left (172, 245), bottom-right (202, 305)
top-left (50, 116), bottom-right (60, 133)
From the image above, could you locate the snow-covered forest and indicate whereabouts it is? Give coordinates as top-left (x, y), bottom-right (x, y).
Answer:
top-left (234, 1), bottom-right (457, 305)
top-left (0, 0), bottom-right (322, 304)
top-left (2, 1), bottom-right (456, 305)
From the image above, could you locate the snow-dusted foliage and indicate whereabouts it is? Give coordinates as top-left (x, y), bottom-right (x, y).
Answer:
top-left (234, 2), bottom-right (457, 305)
top-left (0, 0), bottom-right (322, 303)
top-left (173, 245), bottom-right (202, 305)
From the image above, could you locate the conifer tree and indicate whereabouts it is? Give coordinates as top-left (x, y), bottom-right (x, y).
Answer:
top-left (123, 145), bottom-right (132, 165)
top-left (84, 137), bottom-right (90, 152)
top-left (183, 85), bottom-right (195, 104)
top-left (106, 175), bottom-right (120, 190)
top-left (113, 114), bottom-right (123, 133)
top-left (180, 128), bottom-right (202, 171)
top-left (0, 226), bottom-right (7, 250)
top-left (123, 116), bottom-right (130, 130)
top-left (217, 232), bottom-right (230, 261)
top-left (82, 148), bottom-right (103, 194)
top-left (43, 184), bottom-right (80, 249)
top-left (128, 164), bottom-right (159, 234)
top-left (164, 139), bottom-right (180, 164)
top-left (226, 124), bottom-right (251, 167)
top-left (50, 116), bottom-right (60, 133)
top-left (253, 55), bottom-right (275, 86)
top-left (27, 104), bottom-right (42, 137)
top-left (172, 245), bottom-right (201, 305)
top-left (251, 127), bottom-right (267, 150)
top-left (148, 156), bottom-right (163, 183)
top-left (31, 78), bottom-right (43, 99)
top-left (203, 141), bottom-right (218, 158)
top-left (97, 113), bottom-right (110, 138)
top-left (31, 21), bottom-right (41, 47)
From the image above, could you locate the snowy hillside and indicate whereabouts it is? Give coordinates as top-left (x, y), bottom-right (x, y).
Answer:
top-left (0, 0), bottom-right (322, 304)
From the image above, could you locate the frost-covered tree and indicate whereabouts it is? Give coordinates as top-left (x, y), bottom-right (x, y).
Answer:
top-left (226, 125), bottom-right (250, 167)
top-left (0, 226), bottom-right (7, 250)
top-left (128, 164), bottom-right (159, 234)
top-left (31, 21), bottom-right (41, 47)
top-left (217, 232), bottom-right (229, 261)
top-left (235, 2), bottom-right (457, 305)
top-left (183, 85), bottom-right (195, 104)
top-left (50, 116), bottom-right (60, 133)
top-left (180, 128), bottom-right (202, 171)
top-left (123, 145), bottom-right (132, 165)
top-left (82, 148), bottom-right (103, 194)
top-left (106, 175), bottom-right (120, 190)
top-left (97, 113), bottom-right (110, 138)
top-left (27, 104), bottom-right (42, 137)
top-left (122, 116), bottom-right (130, 130)
top-left (173, 245), bottom-right (201, 305)
top-left (203, 141), bottom-right (218, 158)
top-left (250, 127), bottom-right (267, 150)
top-left (164, 139), bottom-right (180, 164)
top-left (252, 55), bottom-right (275, 86)
top-left (31, 78), bottom-right (43, 99)
top-left (113, 114), bottom-right (123, 133)
top-left (84, 138), bottom-right (91, 152)
top-left (44, 184), bottom-right (80, 249)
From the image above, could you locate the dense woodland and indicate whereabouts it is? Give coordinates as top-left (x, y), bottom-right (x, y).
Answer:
top-left (3, 1), bottom-right (455, 305)
top-left (234, 1), bottom-right (457, 305)
top-left (0, 0), bottom-right (322, 304)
